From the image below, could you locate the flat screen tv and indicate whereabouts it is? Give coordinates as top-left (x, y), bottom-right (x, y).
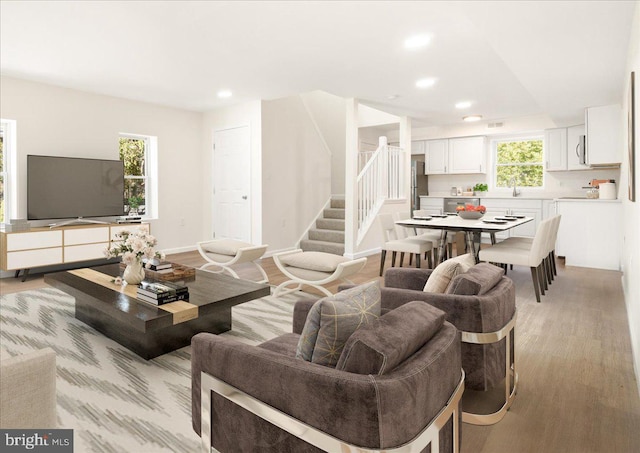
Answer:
top-left (28, 155), bottom-right (125, 220)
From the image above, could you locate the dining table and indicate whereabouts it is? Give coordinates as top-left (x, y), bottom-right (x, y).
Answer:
top-left (395, 214), bottom-right (534, 265)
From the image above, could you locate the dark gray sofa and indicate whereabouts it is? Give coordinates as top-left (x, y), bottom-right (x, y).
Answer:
top-left (192, 301), bottom-right (463, 452)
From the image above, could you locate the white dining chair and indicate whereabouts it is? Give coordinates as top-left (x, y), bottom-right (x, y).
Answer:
top-left (496, 215), bottom-right (561, 288)
top-left (478, 216), bottom-right (555, 302)
top-left (412, 210), bottom-right (456, 260)
top-left (378, 213), bottom-right (433, 276)
top-left (394, 212), bottom-right (436, 266)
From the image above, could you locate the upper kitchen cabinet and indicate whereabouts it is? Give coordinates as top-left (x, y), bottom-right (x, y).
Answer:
top-left (424, 139), bottom-right (448, 174)
top-left (567, 124), bottom-right (589, 170)
top-left (411, 140), bottom-right (425, 155)
top-left (585, 104), bottom-right (622, 166)
top-left (544, 128), bottom-right (568, 171)
top-left (448, 136), bottom-right (487, 174)
top-left (424, 136), bottom-right (486, 175)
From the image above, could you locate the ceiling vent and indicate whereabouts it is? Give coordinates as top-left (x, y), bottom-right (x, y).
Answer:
top-left (487, 122), bottom-right (504, 128)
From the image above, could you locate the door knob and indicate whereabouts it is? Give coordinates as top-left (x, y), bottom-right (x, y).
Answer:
top-left (242, 196), bottom-right (248, 200)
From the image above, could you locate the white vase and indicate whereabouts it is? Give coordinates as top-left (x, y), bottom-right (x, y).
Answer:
top-left (123, 260), bottom-right (145, 285)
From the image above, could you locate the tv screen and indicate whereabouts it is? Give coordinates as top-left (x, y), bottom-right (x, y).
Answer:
top-left (28, 155), bottom-right (125, 220)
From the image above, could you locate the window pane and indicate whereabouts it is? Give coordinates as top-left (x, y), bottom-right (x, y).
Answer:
top-left (124, 178), bottom-right (146, 213)
top-left (497, 140), bottom-right (543, 164)
top-left (119, 138), bottom-right (146, 177)
top-left (0, 133), bottom-right (4, 222)
top-left (0, 175), bottom-right (4, 223)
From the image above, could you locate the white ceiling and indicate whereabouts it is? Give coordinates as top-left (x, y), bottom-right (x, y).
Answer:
top-left (0, 1), bottom-right (636, 127)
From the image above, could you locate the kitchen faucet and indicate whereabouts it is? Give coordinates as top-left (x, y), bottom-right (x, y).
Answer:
top-left (510, 177), bottom-right (520, 197)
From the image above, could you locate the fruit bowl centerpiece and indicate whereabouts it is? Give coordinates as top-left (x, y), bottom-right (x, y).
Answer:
top-left (457, 204), bottom-right (486, 220)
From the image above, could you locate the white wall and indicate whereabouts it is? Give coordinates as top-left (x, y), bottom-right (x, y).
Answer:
top-left (621, 2), bottom-right (640, 397)
top-left (299, 91), bottom-right (346, 195)
top-left (201, 101), bottom-right (262, 246)
top-left (0, 77), bottom-right (203, 252)
top-left (261, 96), bottom-right (332, 254)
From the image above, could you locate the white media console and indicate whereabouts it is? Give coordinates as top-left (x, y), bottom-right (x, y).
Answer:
top-left (0, 223), bottom-right (150, 280)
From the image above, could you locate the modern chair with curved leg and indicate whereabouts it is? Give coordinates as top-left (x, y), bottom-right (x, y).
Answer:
top-left (197, 239), bottom-right (269, 283)
top-left (272, 249), bottom-right (367, 296)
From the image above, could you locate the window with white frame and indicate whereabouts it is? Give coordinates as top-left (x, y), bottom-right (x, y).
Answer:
top-left (0, 120), bottom-right (16, 223)
top-left (493, 136), bottom-right (544, 189)
top-left (119, 133), bottom-right (157, 217)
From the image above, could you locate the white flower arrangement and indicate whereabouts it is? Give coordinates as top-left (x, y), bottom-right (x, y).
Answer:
top-left (104, 228), bottom-right (165, 266)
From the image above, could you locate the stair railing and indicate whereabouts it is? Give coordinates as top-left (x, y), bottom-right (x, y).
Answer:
top-left (355, 137), bottom-right (406, 244)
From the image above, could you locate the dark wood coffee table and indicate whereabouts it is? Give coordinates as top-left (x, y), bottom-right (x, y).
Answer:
top-left (44, 263), bottom-right (271, 359)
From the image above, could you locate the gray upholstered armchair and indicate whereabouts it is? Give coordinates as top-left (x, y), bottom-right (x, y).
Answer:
top-left (381, 263), bottom-right (517, 425)
top-left (192, 301), bottom-right (463, 453)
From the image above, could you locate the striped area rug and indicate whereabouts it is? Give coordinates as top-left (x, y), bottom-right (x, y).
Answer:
top-left (0, 286), bottom-right (313, 452)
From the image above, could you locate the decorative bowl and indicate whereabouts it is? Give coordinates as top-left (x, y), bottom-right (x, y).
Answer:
top-left (458, 210), bottom-right (484, 220)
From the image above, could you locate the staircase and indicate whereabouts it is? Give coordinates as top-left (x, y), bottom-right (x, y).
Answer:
top-left (300, 199), bottom-right (345, 255)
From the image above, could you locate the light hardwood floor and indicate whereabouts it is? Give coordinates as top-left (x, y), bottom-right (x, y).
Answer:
top-left (1, 252), bottom-right (639, 452)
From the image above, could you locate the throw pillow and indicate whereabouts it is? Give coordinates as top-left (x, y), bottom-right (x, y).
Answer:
top-left (336, 301), bottom-right (446, 375)
top-left (295, 281), bottom-right (381, 367)
top-left (446, 262), bottom-right (505, 296)
top-left (423, 253), bottom-right (476, 293)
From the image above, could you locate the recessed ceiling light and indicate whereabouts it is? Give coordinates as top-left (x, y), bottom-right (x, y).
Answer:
top-left (463, 115), bottom-right (483, 122)
top-left (455, 101), bottom-right (472, 109)
top-left (415, 78), bottom-right (437, 89)
top-left (404, 34), bottom-right (431, 49)
top-left (217, 90), bottom-right (232, 98)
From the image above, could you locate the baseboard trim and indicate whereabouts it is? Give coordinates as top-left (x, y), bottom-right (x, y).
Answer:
top-left (162, 245), bottom-right (197, 255)
top-left (344, 247), bottom-right (381, 260)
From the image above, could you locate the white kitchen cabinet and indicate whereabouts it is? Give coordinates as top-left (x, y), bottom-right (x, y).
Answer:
top-left (544, 128), bottom-right (568, 171)
top-left (567, 124), bottom-right (589, 170)
top-left (419, 196), bottom-right (444, 215)
top-left (480, 199), bottom-right (542, 241)
top-left (448, 136), bottom-right (487, 174)
top-left (542, 200), bottom-right (556, 219)
top-left (556, 200), bottom-right (621, 270)
top-left (411, 140), bottom-right (425, 155)
top-left (585, 104), bottom-right (622, 166)
top-left (424, 140), bottom-right (448, 174)
top-left (424, 136), bottom-right (486, 175)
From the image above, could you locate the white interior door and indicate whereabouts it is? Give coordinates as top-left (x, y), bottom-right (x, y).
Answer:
top-left (213, 126), bottom-right (251, 242)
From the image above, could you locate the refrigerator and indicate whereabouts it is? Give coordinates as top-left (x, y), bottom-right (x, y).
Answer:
top-left (411, 158), bottom-right (429, 212)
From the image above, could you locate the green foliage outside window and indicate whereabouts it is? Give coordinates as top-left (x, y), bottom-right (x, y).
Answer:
top-left (119, 137), bottom-right (146, 211)
top-left (495, 139), bottom-right (544, 188)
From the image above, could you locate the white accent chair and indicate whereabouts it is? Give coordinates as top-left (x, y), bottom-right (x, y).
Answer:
top-left (0, 348), bottom-right (57, 428)
top-left (272, 249), bottom-right (367, 297)
top-left (479, 216), bottom-right (556, 302)
top-left (197, 239), bottom-right (269, 283)
top-left (379, 213), bottom-right (433, 276)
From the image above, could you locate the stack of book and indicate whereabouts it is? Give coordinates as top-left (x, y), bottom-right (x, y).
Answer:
top-left (142, 258), bottom-right (173, 274)
top-left (136, 281), bottom-right (189, 305)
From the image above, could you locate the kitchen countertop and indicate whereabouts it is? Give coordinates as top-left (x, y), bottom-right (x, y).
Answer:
top-left (554, 197), bottom-right (621, 203)
top-left (419, 194), bottom-right (621, 201)
top-left (419, 194), bottom-right (555, 200)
